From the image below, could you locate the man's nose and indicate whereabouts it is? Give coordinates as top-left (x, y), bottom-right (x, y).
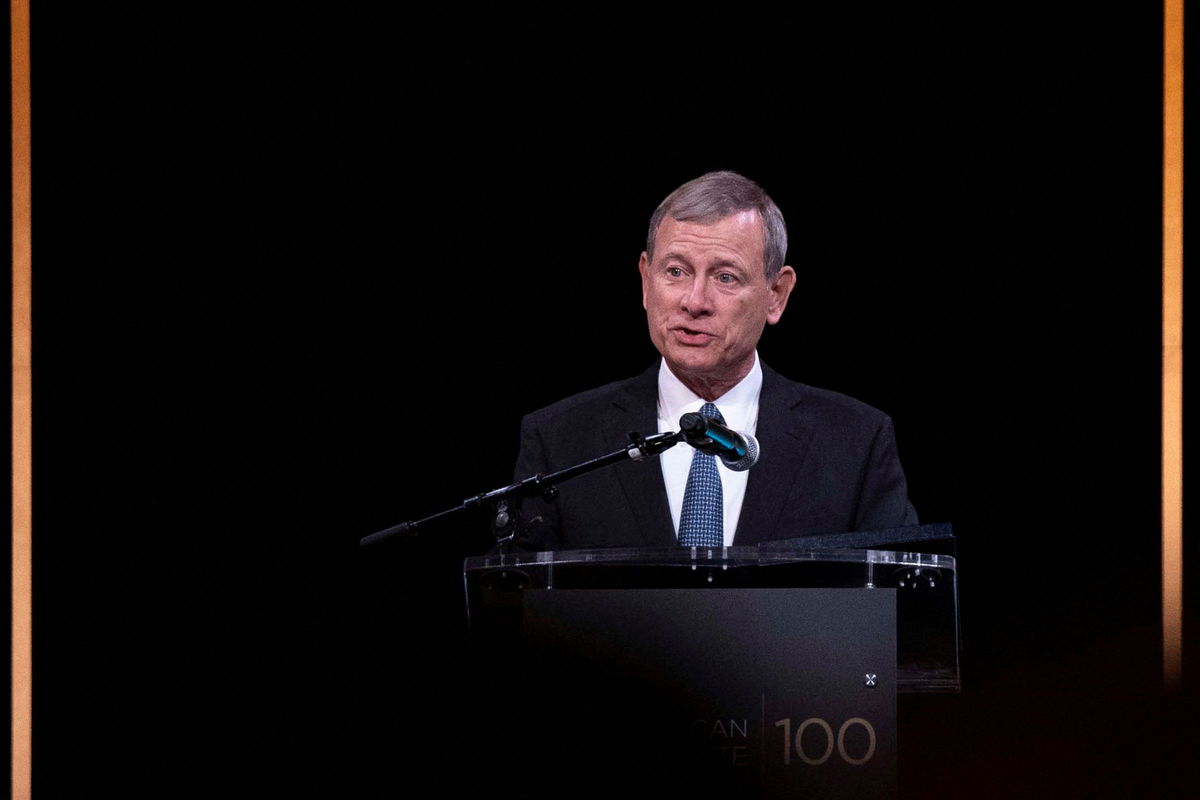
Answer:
top-left (680, 276), bottom-right (713, 315)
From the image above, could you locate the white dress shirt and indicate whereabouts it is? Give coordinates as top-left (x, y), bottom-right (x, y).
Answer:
top-left (656, 353), bottom-right (762, 547)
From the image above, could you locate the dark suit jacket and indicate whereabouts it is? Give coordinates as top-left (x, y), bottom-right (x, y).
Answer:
top-left (512, 362), bottom-right (918, 550)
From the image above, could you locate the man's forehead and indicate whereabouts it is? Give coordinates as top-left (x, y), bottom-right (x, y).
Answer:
top-left (662, 209), bottom-right (762, 232)
top-left (654, 211), bottom-right (765, 258)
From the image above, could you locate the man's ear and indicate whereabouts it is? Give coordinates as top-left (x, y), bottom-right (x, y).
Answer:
top-left (766, 265), bottom-right (797, 325)
top-left (638, 251), bottom-right (650, 310)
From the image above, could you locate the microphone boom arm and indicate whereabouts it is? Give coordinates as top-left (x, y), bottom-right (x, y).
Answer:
top-left (359, 429), bottom-right (682, 548)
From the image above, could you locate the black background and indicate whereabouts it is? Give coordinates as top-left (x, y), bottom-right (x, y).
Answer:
top-left (28, 5), bottom-right (1193, 798)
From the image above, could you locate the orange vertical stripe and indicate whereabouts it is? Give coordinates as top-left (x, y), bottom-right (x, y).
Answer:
top-left (11, 0), bottom-right (33, 796)
top-left (1162, 0), bottom-right (1184, 689)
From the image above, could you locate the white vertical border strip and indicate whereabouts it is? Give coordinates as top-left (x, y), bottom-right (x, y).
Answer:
top-left (1163, 0), bottom-right (1184, 689)
top-left (11, 0), bottom-right (32, 792)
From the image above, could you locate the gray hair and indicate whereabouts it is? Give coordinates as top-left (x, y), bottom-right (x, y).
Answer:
top-left (645, 170), bottom-right (788, 281)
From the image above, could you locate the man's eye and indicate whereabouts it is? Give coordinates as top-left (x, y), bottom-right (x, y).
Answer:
top-left (666, 267), bottom-right (683, 278)
top-left (717, 273), bottom-right (737, 284)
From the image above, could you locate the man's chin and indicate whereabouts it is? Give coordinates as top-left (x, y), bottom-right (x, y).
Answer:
top-left (662, 348), bottom-right (756, 390)
top-left (663, 354), bottom-right (722, 382)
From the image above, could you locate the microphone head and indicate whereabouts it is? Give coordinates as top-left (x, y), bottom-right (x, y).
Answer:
top-left (720, 432), bottom-right (759, 472)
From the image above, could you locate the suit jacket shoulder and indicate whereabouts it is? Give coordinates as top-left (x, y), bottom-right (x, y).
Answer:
top-left (520, 365), bottom-right (657, 430)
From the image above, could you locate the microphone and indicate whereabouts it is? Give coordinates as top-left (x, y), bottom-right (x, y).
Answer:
top-left (678, 412), bottom-right (760, 472)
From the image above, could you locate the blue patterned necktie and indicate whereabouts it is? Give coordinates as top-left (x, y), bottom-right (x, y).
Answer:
top-left (678, 402), bottom-right (725, 547)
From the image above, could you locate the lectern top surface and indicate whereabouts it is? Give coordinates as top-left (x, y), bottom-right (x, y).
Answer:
top-left (465, 546), bottom-right (956, 573)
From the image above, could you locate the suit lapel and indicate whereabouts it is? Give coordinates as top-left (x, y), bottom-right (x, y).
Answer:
top-left (608, 364), bottom-right (678, 547)
top-left (733, 364), bottom-right (814, 546)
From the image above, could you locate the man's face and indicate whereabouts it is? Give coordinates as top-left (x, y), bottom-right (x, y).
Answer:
top-left (639, 210), bottom-right (795, 391)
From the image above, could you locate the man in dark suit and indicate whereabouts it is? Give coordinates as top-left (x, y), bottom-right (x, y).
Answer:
top-left (513, 171), bottom-right (917, 550)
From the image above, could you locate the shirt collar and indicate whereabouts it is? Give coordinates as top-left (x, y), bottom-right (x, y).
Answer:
top-left (656, 353), bottom-right (762, 435)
